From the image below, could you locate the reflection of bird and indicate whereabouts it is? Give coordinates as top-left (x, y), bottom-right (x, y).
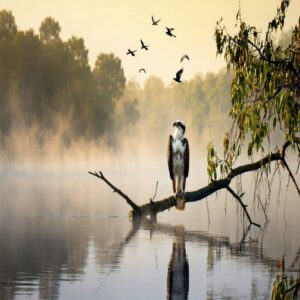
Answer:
top-left (180, 54), bottom-right (190, 63)
top-left (173, 68), bottom-right (183, 83)
top-left (140, 39), bottom-right (149, 50)
top-left (139, 68), bottom-right (146, 74)
top-left (126, 49), bottom-right (137, 56)
top-left (151, 15), bottom-right (161, 26)
top-left (167, 120), bottom-right (189, 210)
top-left (166, 27), bottom-right (176, 37)
top-left (167, 226), bottom-right (189, 299)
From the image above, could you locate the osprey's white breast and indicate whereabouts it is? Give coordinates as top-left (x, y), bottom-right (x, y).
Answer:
top-left (172, 139), bottom-right (185, 176)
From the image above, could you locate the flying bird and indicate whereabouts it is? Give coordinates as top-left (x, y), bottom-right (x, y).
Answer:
top-left (173, 68), bottom-right (184, 83)
top-left (151, 15), bottom-right (161, 26)
top-left (166, 27), bottom-right (176, 37)
top-left (126, 49), bottom-right (137, 56)
top-left (180, 54), bottom-right (190, 63)
top-left (140, 39), bottom-right (149, 50)
top-left (167, 120), bottom-right (189, 210)
top-left (139, 68), bottom-right (146, 74)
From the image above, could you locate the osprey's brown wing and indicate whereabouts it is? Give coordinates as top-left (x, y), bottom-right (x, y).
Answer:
top-left (167, 135), bottom-right (174, 180)
top-left (183, 138), bottom-right (189, 178)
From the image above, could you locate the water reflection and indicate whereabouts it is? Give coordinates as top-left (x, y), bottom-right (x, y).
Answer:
top-left (0, 216), bottom-right (90, 300)
top-left (0, 181), bottom-right (300, 300)
top-left (167, 225), bottom-right (189, 300)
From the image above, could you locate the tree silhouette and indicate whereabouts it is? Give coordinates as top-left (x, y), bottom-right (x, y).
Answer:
top-left (39, 17), bottom-right (61, 45)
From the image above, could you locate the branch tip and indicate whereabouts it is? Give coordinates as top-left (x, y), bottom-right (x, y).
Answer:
top-left (227, 186), bottom-right (261, 228)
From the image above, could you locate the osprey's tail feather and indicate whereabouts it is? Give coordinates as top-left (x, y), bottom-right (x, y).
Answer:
top-left (176, 194), bottom-right (185, 211)
top-left (172, 179), bottom-right (176, 193)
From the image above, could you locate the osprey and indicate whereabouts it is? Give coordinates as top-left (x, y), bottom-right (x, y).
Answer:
top-left (167, 120), bottom-right (189, 210)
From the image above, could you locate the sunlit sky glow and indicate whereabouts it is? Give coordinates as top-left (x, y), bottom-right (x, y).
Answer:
top-left (1, 0), bottom-right (300, 84)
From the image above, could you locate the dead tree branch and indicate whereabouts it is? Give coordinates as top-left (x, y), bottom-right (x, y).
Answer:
top-left (89, 138), bottom-right (300, 226)
top-left (88, 171), bottom-right (140, 212)
top-left (226, 186), bottom-right (261, 227)
top-left (151, 181), bottom-right (159, 202)
top-left (282, 158), bottom-right (300, 196)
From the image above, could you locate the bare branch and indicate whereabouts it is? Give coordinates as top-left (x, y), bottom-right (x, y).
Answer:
top-left (247, 39), bottom-right (287, 65)
top-left (226, 186), bottom-right (261, 227)
top-left (296, 160), bottom-right (300, 175)
top-left (151, 181), bottom-right (159, 202)
top-left (89, 138), bottom-right (300, 227)
top-left (206, 198), bottom-right (211, 225)
top-left (281, 158), bottom-right (300, 196)
top-left (247, 38), bottom-right (300, 80)
top-left (256, 194), bottom-right (269, 222)
top-left (88, 171), bottom-right (140, 212)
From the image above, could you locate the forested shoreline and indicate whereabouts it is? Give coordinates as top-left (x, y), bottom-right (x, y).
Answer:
top-left (0, 9), bottom-right (232, 159)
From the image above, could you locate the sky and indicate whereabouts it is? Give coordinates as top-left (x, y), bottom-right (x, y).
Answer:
top-left (1, 0), bottom-right (300, 85)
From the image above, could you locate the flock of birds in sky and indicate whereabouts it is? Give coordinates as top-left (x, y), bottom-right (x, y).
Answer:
top-left (126, 15), bottom-right (190, 83)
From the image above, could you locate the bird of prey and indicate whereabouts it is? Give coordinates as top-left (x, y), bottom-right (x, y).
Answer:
top-left (167, 120), bottom-right (189, 210)
top-left (173, 68), bottom-right (183, 83)
top-left (180, 54), bottom-right (190, 63)
top-left (126, 49), bottom-right (137, 56)
top-left (140, 39), bottom-right (149, 50)
top-left (139, 68), bottom-right (146, 74)
top-left (166, 27), bottom-right (176, 37)
top-left (151, 15), bottom-right (161, 26)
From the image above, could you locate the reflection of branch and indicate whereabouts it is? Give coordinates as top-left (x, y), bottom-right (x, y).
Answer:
top-left (227, 186), bottom-right (260, 227)
top-left (97, 218), bottom-right (142, 278)
top-left (290, 246), bottom-right (300, 270)
top-left (115, 219), bottom-right (141, 251)
top-left (110, 219), bottom-right (281, 274)
top-left (238, 224), bottom-right (252, 246)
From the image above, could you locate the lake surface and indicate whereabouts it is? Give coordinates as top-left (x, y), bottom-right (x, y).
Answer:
top-left (0, 166), bottom-right (300, 299)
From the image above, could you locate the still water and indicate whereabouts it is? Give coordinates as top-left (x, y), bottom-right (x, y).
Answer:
top-left (0, 167), bottom-right (300, 299)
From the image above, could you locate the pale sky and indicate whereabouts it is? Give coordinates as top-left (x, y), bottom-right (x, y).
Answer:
top-left (1, 0), bottom-right (299, 84)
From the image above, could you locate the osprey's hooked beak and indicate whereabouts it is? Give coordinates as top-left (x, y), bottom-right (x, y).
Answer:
top-left (173, 121), bottom-right (185, 134)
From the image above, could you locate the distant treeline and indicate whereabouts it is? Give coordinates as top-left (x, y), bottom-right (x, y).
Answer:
top-left (116, 72), bottom-right (231, 148)
top-left (0, 10), bottom-right (126, 143)
top-left (0, 10), bottom-right (232, 155)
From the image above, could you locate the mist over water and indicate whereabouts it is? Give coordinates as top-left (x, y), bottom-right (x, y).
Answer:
top-left (1, 160), bottom-right (300, 299)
